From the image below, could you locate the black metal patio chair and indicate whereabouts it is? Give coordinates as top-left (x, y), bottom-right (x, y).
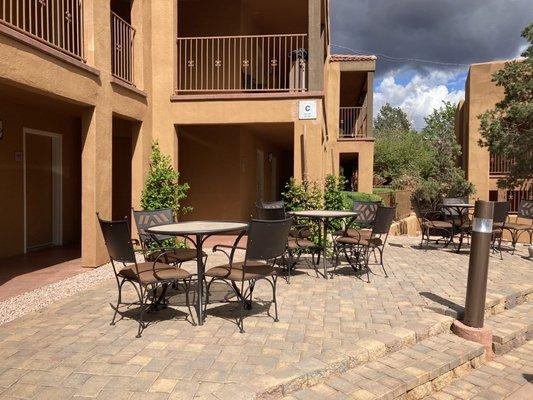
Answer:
top-left (490, 201), bottom-right (510, 259)
top-left (256, 202), bottom-right (320, 283)
top-left (412, 199), bottom-right (455, 250)
top-left (98, 214), bottom-right (194, 338)
top-left (204, 218), bottom-right (293, 333)
top-left (502, 199), bottom-right (533, 252)
top-left (333, 206), bottom-right (395, 282)
top-left (132, 208), bottom-right (205, 266)
top-left (333, 200), bottom-right (380, 240)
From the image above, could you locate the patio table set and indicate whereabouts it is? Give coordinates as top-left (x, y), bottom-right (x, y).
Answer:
top-left (96, 200), bottom-right (396, 337)
top-left (413, 198), bottom-right (533, 256)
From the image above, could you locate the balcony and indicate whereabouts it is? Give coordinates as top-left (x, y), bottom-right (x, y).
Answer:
top-left (0, 0), bottom-right (84, 61)
top-left (175, 34), bottom-right (308, 94)
top-left (111, 11), bottom-right (135, 85)
top-left (339, 106), bottom-right (367, 138)
top-left (489, 154), bottom-right (513, 176)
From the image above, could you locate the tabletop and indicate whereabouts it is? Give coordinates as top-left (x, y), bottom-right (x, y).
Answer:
top-left (147, 221), bottom-right (248, 236)
top-left (441, 203), bottom-right (475, 208)
top-left (288, 210), bottom-right (358, 218)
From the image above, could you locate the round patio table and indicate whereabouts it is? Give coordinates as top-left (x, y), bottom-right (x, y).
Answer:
top-left (288, 210), bottom-right (358, 279)
top-left (147, 221), bottom-right (248, 325)
top-left (441, 203), bottom-right (475, 253)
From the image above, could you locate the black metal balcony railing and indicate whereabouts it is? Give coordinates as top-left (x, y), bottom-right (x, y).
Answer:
top-left (489, 154), bottom-right (513, 175)
top-left (339, 106), bottom-right (367, 138)
top-left (111, 11), bottom-right (135, 85)
top-left (176, 34), bottom-right (308, 93)
top-left (0, 0), bottom-right (84, 61)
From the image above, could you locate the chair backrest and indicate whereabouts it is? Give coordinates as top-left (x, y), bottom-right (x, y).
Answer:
top-left (371, 206), bottom-right (396, 235)
top-left (517, 200), bottom-right (533, 220)
top-left (492, 201), bottom-right (510, 224)
top-left (98, 216), bottom-right (136, 263)
top-left (132, 208), bottom-right (174, 245)
top-left (245, 218), bottom-right (293, 261)
top-left (256, 204), bottom-right (287, 220)
top-left (353, 201), bottom-right (380, 225)
top-left (443, 197), bottom-right (469, 217)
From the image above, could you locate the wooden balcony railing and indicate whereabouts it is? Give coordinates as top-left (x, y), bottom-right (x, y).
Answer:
top-left (0, 0), bottom-right (84, 61)
top-left (176, 33), bottom-right (308, 93)
top-left (339, 106), bottom-right (367, 138)
top-left (111, 12), bottom-right (135, 85)
top-left (489, 153), bottom-right (513, 175)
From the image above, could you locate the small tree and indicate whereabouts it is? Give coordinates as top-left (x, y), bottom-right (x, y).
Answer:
top-left (140, 141), bottom-right (192, 218)
top-left (374, 103), bottom-right (413, 136)
top-left (324, 174), bottom-right (347, 211)
top-left (413, 102), bottom-right (475, 208)
top-left (478, 23), bottom-right (533, 189)
top-left (281, 178), bottom-right (322, 211)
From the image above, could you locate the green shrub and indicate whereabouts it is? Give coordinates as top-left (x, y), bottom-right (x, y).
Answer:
top-left (281, 177), bottom-right (323, 211)
top-left (140, 140), bottom-right (192, 218)
top-left (324, 174), bottom-right (347, 211)
top-left (341, 191), bottom-right (382, 209)
top-left (372, 187), bottom-right (394, 194)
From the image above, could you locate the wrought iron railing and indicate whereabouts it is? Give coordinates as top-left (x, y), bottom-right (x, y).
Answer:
top-left (489, 153), bottom-right (513, 175)
top-left (507, 186), bottom-right (533, 213)
top-left (176, 33), bottom-right (308, 93)
top-left (339, 106), bottom-right (367, 138)
top-left (111, 12), bottom-right (135, 85)
top-left (0, 0), bottom-right (84, 61)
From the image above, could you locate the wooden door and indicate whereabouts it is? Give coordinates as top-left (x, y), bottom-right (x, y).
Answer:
top-left (26, 133), bottom-right (53, 249)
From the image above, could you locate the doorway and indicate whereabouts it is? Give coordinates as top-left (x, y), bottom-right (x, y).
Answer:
top-left (23, 128), bottom-right (62, 252)
top-left (256, 150), bottom-right (265, 203)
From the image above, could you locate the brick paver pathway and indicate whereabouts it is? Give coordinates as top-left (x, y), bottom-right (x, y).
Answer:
top-left (0, 237), bottom-right (531, 399)
top-left (427, 340), bottom-right (533, 400)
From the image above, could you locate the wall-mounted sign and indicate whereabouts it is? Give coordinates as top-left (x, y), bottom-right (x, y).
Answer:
top-left (299, 100), bottom-right (317, 120)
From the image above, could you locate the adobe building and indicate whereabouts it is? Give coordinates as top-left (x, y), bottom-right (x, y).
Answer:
top-left (0, 0), bottom-right (375, 267)
top-left (455, 60), bottom-right (531, 212)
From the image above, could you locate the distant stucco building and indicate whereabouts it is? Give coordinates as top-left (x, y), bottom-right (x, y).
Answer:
top-left (455, 60), bottom-right (531, 211)
top-left (0, 0), bottom-right (375, 266)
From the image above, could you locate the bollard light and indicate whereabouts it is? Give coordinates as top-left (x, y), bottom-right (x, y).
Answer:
top-left (463, 200), bottom-right (494, 328)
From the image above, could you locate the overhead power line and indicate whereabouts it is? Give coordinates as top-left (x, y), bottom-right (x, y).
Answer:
top-left (331, 44), bottom-right (469, 67)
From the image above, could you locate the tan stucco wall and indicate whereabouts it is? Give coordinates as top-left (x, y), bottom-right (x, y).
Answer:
top-left (0, 102), bottom-right (82, 259)
top-left (324, 61), bottom-right (375, 194)
top-left (458, 61), bottom-right (506, 200)
top-left (0, 0), bottom-right (372, 265)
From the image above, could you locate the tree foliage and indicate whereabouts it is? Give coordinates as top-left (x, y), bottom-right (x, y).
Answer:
top-left (281, 178), bottom-right (323, 212)
top-left (478, 23), bottom-right (533, 189)
top-left (414, 102), bottom-right (475, 207)
top-left (374, 103), bottom-right (413, 136)
top-left (140, 141), bottom-right (192, 218)
top-left (373, 104), bottom-right (434, 188)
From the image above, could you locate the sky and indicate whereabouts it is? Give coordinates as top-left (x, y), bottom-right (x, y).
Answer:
top-left (331, 0), bottom-right (533, 130)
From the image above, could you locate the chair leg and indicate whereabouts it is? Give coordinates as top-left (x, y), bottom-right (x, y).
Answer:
top-left (272, 275), bottom-right (279, 322)
top-left (364, 248), bottom-right (371, 283)
top-left (238, 281), bottom-right (246, 334)
top-left (379, 247), bottom-right (388, 278)
top-left (136, 286), bottom-right (147, 338)
top-left (111, 279), bottom-right (125, 326)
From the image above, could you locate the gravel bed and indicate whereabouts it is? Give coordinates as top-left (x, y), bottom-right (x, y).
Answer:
top-left (0, 263), bottom-right (116, 326)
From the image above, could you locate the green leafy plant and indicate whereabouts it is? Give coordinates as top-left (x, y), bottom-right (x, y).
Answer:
top-left (478, 23), bottom-right (533, 189)
top-left (324, 174), bottom-right (347, 211)
top-left (281, 177), bottom-right (323, 211)
top-left (141, 140), bottom-right (192, 218)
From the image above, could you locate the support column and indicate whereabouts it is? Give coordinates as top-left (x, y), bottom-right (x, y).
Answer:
top-left (81, 107), bottom-right (113, 267)
top-left (366, 72), bottom-right (374, 138)
top-left (308, 0), bottom-right (324, 91)
top-left (131, 121), bottom-right (150, 211)
top-left (357, 141), bottom-right (374, 193)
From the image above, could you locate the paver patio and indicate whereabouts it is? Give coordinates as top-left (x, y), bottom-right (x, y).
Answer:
top-left (0, 237), bottom-right (531, 399)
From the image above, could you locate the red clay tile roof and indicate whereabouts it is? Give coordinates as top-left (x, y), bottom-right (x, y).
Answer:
top-left (329, 54), bottom-right (377, 62)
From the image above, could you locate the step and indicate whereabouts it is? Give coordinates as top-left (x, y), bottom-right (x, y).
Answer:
top-left (285, 332), bottom-right (485, 400)
top-left (486, 301), bottom-right (533, 355)
top-left (425, 340), bottom-right (533, 400)
top-left (252, 314), bottom-right (454, 399)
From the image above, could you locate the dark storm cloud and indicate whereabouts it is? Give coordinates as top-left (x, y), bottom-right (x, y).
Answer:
top-left (331, 0), bottom-right (533, 76)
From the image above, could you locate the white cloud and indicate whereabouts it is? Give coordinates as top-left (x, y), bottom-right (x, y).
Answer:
top-left (374, 70), bottom-right (465, 130)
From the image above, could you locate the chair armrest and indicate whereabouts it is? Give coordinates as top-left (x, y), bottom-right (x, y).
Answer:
top-left (213, 244), bottom-right (246, 263)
